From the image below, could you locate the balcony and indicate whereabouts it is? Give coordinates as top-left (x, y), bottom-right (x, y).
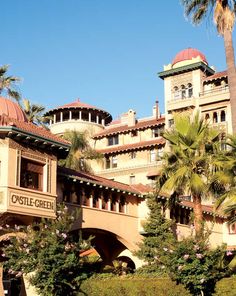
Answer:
top-left (167, 97), bottom-right (196, 111)
top-left (199, 86), bottom-right (230, 106)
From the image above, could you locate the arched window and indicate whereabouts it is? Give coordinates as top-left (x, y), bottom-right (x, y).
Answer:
top-left (221, 110), bottom-right (226, 122)
top-left (213, 112), bottom-right (218, 123)
top-left (181, 85), bottom-right (186, 99)
top-left (187, 83), bottom-right (193, 98)
top-left (205, 113), bottom-right (210, 121)
top-left (173, 86), bottom-right (179, 99)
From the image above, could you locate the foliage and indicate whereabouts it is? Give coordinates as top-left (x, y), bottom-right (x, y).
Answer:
top-left (59, 130), bottom-right (103, 172)
top-left (0, 65), bottom-right (21, 101)
top-left (157, 112), bottom-right (221, 236)
top-left (135, 195), bottom-right (175, 274)
top-left (214, 276), bottom-right (236, 296)
top-left (103, 260), bottom-right (131, 276)
top-left (181, 0), bottom-right (236, 34)
top-left (2, 204), bottom-right (92, 296)
top-left (78, 276), bottom-right (191, 296)
top-left (21, 98), bottom-right (49, 127)
top-left (166, 235), bottom-right (229, 296)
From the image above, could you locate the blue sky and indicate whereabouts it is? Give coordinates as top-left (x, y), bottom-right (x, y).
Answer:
top-left (1, 1), bottom-right (234, 120)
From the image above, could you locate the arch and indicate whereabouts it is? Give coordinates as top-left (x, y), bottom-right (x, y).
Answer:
top-left (173, 86), bottom-right (179, 100)
top-left (205, 113), bottom-right (210, 120)
top-left (213, 112), bottom-right (218, 123)
top-left (181, 85), bottom-right (186, 99)
top-left (221, 110), bottom-right (226, 122)
top-left (187, 83), bottom-right (193, 98)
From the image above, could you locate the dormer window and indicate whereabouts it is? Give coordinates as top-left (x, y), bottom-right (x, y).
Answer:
top-left (108, 135), bottom-right (119, 146)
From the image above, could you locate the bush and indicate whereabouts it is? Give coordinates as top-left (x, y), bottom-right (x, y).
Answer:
top-left (78, 277), bottom-right (191, 296)
top-left (213, 277), bottom-right (236, 296)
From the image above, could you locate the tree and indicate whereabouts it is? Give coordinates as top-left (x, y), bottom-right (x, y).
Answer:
top-left (214, 134), bottom-right (236, 223)
top-left (157, 113), bottom-right (220, 237)
top-left (1, 205), bottom-right (92, 296)
top-left (181, 0), bottom-right (236, 133)
top-left (21, 98), bottom-right (49, 126)
top-left (135, 194), bottom-right (175, 273)
top-left (0, 65), bottom-right (21, 101)
top-left (59, 130), bottom-right (103, 172)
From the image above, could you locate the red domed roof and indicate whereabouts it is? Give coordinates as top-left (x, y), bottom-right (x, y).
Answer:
top-left (172, 48), bottom-right (207, 66)
top-left (0, 97), bottom-right (28, 122)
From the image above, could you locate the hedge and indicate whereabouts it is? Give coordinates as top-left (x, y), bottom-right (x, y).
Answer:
top-left (77, 276), bottom-right (236, 296)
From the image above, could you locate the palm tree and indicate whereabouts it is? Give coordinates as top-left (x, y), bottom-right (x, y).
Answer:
top-left (59, 130), bottom-right (103, 172)
top-left (214, 134), bottom-right (236, 223)
top-left (21, 98), bottom-right (49, 126)
top-left (157, 113), bottom-right (220, 237)
top-left (0, 65), bottom-right (21, 101)
top-left (181, 0), bottom-right (236, 133)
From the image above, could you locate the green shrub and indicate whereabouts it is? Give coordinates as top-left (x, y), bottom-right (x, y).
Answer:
top-left (213, 277), bottom-right (236, 296)
top-left (78, 277), bottom-right (191, 296)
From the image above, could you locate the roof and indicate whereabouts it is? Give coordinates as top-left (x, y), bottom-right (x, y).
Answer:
top-left (57, 166), bottom-right (148, 196)
top-left (93, 117), bottom-right (165, 138)
top-left (96, 138), bottom-right (165, 155)
top-left (0, 97), bottom-right (28, 122)
top-left (46, 99), bottom-right (112, 118)
top-left (0, 114), bottom-right (70, 148)
top-left (172, 48), bottom-right (207, 66)
top-left (203, 70), bottom-right (228, 82)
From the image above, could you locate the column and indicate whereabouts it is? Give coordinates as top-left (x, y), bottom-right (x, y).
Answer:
top-left (102, 118), bottom-right (105, 126)
top-left (69, 111), bottom-right (72, 120)
top-left (89, 112), bottom-right (91, 122)
top-left (79, 111), bottom-right (82, 120)
top-left (49, 119), bottom-right (52, 125)
top-left (60, 112), bottom-right (63, 122)
top-left (89, 189), bottom-right (94, 208)
top-left (53, 114), bottom-right (56, 124)
top-left (96, 115), bottom-right (99, 124)
top-left (107, 194), bottom-right (111, 211)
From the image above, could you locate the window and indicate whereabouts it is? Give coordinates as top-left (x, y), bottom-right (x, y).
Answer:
top-left (131, 130), bottom-right (138, 137)
top-left (173, 86), bottom-right (180, 100)
top-left (205, 113), bottom-right (210, 120)
top-left (157, 147), bottom-right (163, 158)
top-left (105, 157), bottom-right (110, 169)
top-left (108, 135), bottom-right (119, 146)
top-left (130, 151), bottom-right (136, 159)
top-left (150, 149), bottom-right (156, 162)
top-left (221, 110), bottom-right (226, 122)
top-left (229, 223), bottom-right (236, 234)
top-left (129, 175), bottom-right (135, 184)
top-left (187, 83), bottom-right (193, 98)
top-left (20, 158), bottom-right (44, 191)
top-left (181, 85), bottom-right (186, 99)
top-left (168, 119), bottom-right (174, 128)
top-left (152, 126), bottom-right (164, 138)
top-left (213, 112), bottom-right (218, 123)
top-left (111, 156), bottom-right (117, 168)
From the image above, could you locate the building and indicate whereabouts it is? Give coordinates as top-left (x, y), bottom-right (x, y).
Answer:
top-left (0, 47), bottom-right (235, 295)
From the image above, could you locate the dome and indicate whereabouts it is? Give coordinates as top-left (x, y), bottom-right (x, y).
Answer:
top-left (172, 48), bottom-right (207, 66)
top-left (0, 97), bottom-right (28, 122)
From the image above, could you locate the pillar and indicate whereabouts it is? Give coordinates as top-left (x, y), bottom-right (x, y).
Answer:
top-left (89, 112), bottom-right (91, 122)
top-left (60, 111), bottom-right (63, 122)
top-left (69, 110), bottom-right (72, 120)
top-left (53, 114), bottom-right (56, 124)
top-left (96, 115), bottom-right (99, 124)
top-left (79, 111), bottom-right (82, 120)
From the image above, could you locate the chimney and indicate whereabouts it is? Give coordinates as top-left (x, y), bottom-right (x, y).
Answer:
top-left (127, 109), bottom-right (136, 126)
top-left (153, 99), bottom-right (160, 119)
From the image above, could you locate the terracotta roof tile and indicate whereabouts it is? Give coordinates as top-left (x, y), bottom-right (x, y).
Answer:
top-left (0, 115), bottom-right (70, 146)
top-left (204, 70), bottom-right (227, 82)
top-left (46, 99), bottom-right (111, 117)
top-left (94, 117), bottom-right (165, 138)
top-left (58, 166), bottom-right (146, 195)
top-left (96, 138), bottom-right (165, 154)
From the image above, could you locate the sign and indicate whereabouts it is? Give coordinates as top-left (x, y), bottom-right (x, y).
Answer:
top-left (10, 193), bottom-right (55, 211)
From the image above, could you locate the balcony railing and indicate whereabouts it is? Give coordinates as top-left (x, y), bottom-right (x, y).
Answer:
top-left (199, 85), bottom-right (229, 96)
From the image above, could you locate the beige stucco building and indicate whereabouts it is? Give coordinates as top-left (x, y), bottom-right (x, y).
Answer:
top-left (0, 47), bottom-right (235, 294)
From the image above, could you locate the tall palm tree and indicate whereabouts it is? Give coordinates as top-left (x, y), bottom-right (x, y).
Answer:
top-left (157, 113), bottom-right (220, 237)
top-left (0, 65), bottom-right (21, 101)
top-left (181, 0), bottom-right (236, 133)
top-left (21, 98), bottom-right (49, 126)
